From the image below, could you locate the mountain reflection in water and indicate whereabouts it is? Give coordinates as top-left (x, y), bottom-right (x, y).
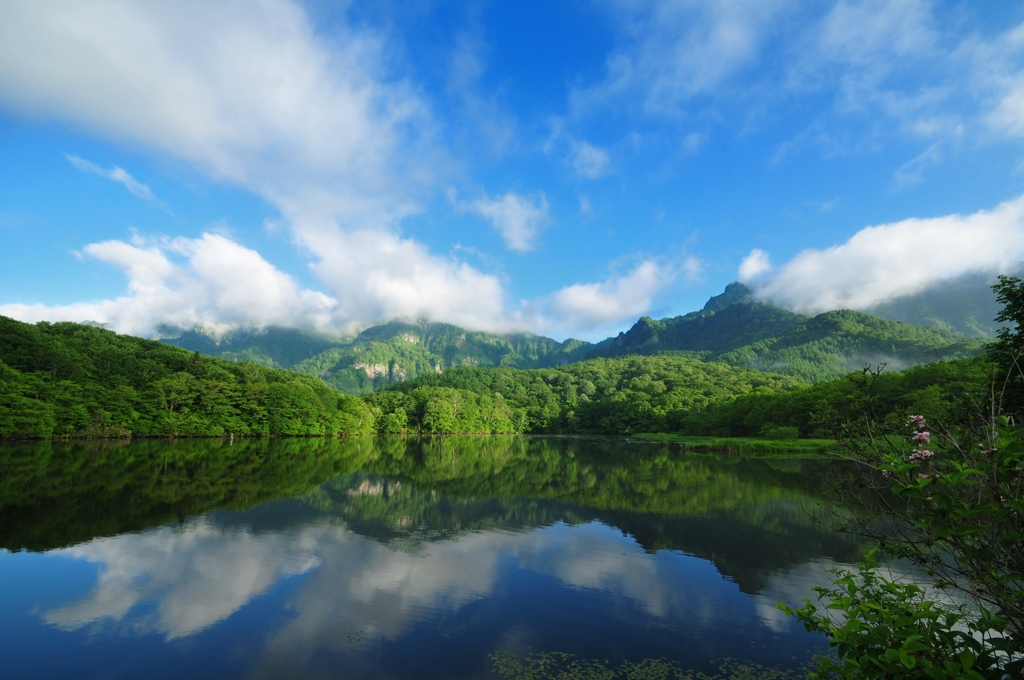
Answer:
top-left (0, 436), bottom-right (861, 679)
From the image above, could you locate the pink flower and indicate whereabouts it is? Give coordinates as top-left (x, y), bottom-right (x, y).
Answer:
top-left (919, 473), bottom-right (934, 479)
top-left (909, 449), bottom-right (934, 462)
top-left (906, 415), bottom-right (926, 430)
top-left (912, 431), bottom-right (930, 445)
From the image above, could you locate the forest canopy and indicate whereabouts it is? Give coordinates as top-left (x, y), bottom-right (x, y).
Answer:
top-left (0, 315), bottom-right (994, 440)
top-left (0, 316), bottom-right (374, 439)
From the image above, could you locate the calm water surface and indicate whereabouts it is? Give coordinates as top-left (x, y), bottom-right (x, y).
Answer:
top-left (0, 436), bottom-right (861, 679)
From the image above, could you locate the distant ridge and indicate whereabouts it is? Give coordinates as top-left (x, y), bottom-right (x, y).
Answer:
top-left (596, 282), bottom-right (806, 357)
top-left (163, 320), bottom-right (592, 394)
top-left (164, 280), bottom-right (989, 392)
top-left (863, 266), bottom-right (1022, 337)
top-left (586, 282), bottom-right (985, 382)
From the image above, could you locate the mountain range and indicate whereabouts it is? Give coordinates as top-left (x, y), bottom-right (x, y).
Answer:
top-left (162, 280), bottom-right (990, 392)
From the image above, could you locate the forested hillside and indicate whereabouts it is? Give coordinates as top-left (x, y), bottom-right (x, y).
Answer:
top-left (0, 316), bottom-right (374, 439)
top-left (164, 282), bottom-right (985, 395)
top-left (712, 309), bottom-right (983, 381)
top-left (588, 283), bottom-right (985, 382)
top-left (864, 265), bottom-right (1022, 337)
top-left (164, 320), bottom-right (592, 394)
top-left (367, 354), bottom-right (991, 437)
top-left (364, 355), bottom-right (806, 435)
top-left (0, 308), bottom-right (993, 440)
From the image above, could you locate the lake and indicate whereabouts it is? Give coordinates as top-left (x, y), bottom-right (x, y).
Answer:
top-left (0, 436), bottom-right (861, 679)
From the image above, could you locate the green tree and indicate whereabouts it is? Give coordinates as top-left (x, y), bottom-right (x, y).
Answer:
top-left (422, 398), bottom-right (456, 433)
top-left (988, 274), bottom-right (1024, 415)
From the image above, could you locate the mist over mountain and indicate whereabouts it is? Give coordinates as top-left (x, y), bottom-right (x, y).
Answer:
top-left (588, 283), bottom-right (985, 383)
top-left (862, 266), bottom-right (1022, 337)
top-left (162, 277), bottom-right (990, 392)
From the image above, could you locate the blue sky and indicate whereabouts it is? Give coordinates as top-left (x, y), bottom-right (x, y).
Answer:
top-left (2, 0), bottom-right (1024, 341)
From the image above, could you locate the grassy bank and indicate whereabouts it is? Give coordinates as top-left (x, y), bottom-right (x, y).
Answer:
top-left (633, 433), bottom-right (836, 453)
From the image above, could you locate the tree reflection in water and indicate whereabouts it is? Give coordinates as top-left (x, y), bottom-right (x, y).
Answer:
top-left (0, 436), bottom-right (863, 679)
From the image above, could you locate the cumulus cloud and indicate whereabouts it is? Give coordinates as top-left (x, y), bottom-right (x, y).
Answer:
top-left (0, 233), bottom-right (338, 337)
top-left (528, 257), bottom-right (693, 334)
top-left (0, 230), bottom-right (516, 337)
top-left (747, 195), bottom-right (1024, 313)
top-left (0, 1), bottom-right (694, 340)
top-left (0, 2), bottom-right (529, 331)
top-left (463, 191), bottom-right (549, 252)
top-left (66, 154), bottom-right (163, 206)
top-left (296, 221), bottom-right (510, 331)
top-left (737, 249), bottom-right (772, 281)
top-left (0, 0), bottom-right (432, 226)
top-left (0, 225), bottom-right (681, 339)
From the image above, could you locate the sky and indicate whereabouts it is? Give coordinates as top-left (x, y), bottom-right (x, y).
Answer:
top-left (2, 0), bottom-right (1024, 341)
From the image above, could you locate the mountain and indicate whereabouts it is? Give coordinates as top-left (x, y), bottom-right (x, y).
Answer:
top-left (161, 325), bottom-right (352, 367)
top-left (863, 266), bottom-right (1021, 337)
top-left (163, 320), bottom-right (593, 395)
top-left (595, 282), bottom-right (808, 357)
top-left (588, 282), bottom-right (986, 382)
top-left (163, 280), bottom-right (989, 392)
top-left (712, 309), bottom-right (984, 382)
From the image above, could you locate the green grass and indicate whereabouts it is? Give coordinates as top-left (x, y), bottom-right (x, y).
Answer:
top-left (632, 433), bottom-right (836, 453)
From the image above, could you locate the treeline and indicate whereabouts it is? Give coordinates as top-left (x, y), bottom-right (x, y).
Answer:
top-left (676, 355), bottom-right (994, 438)
top-left (0, 315), bottom-right (994, 440)
top-left (364, 354), bottom-right (805, 434)
top-left (366, 354), bottom-right (991, 437)
top-left (0, 317), bottom-right (375, 438)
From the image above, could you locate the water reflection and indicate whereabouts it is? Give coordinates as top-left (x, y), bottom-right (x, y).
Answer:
top-left (0, 436), bottom-right (862, 679)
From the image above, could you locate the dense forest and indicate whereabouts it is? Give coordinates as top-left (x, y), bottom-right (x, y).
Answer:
top-left (0, 310), bottom-right (995, 440)
top-left (0, 316), bottom-right (375, 439)
top-left (364, 355), bottom-right (804, 434)
top-left (164, 319), bottom-right (593, 394)
top-left (602, 304), bottom-right (983, 383)
top-left (365, 354), bottom-right (991, 437)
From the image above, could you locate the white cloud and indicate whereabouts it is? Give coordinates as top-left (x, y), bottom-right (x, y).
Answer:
top-left (571, 141), bottom-right (610, 178)
top-left (0, 0), bottom-right (437, 228)
top-left (532, 258), bottom-right (687, 333)
top-left (463, 191), bottom-right (549, 252)
top-left (0, 225), bottom-right (680, 339)
top-left (66, 154), bottom-right (163, 206)
top-left (0, 229), bottom-right (517, 337)
top-left (750, 194), bottom-right (1024, 313)
top-left (0, 1), bottom-right (525, 333)
top-left (0, 233), bottom-right (338, 337)
top-left (0, 1), bottom-right (704, 340)
top-left (297, 221), bottom-right (510, 331)
top-left (737, 249), bottom-right (772, 281)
